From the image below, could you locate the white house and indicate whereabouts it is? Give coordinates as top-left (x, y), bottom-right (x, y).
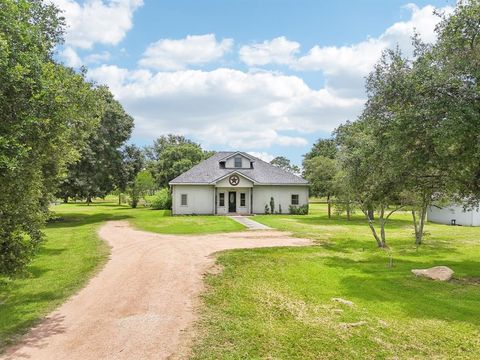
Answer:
top-left (428, 204), bottom-right (480, 226)
top-left (169, 151), bottom-right (309, 215)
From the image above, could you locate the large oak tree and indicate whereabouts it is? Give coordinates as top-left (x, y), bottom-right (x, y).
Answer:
top-left (0, 0), bottom-right (99, 275)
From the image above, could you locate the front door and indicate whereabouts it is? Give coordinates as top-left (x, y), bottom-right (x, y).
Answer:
top-left (228, 191), bottom-right (236, 213)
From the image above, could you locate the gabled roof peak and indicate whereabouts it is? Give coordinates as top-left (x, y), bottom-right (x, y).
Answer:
top-left (169, 151), bottom-right (308, 185)
top-left (218, 151), bottom-right (256, 162)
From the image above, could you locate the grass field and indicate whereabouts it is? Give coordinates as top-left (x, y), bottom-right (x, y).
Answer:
top-left (0, 200), bottom-right (244, 349)
top-left (192, 204), bottom-right (480, 359)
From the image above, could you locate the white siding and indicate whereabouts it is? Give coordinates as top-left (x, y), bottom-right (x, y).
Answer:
top-left (428, 205), bottom-right (480, 227)
top-left (216, 187), bottom-right (252, 215)
top-left (252, 185), bottom-right (309, 214)
top-left (225, 155), bottom-right (251, 169)
top-left (215, 174), bottom-right (253, 188)
top-left (171, 185), bottom-right (214, 215)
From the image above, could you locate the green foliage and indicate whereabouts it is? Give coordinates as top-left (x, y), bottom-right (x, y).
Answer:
top-left (269, 197), bottom-right (275, 214)
top-left (270, 156), bottom-right (300, 175)
top-left (264, 204), bottom-right (269, 214)
top-left (116, 144), bottom-right (145, 194)
top-left (146, 134), bottom-right (212, 187)
top-left (289, 204), bottom-right (309, 215)
top-left (303, 155), bottom-right (337, 198)
top-left (58, 86), bottom-right (134, 202)
top-left (431, 0), bottom-right (480, 204)
top-left (0, 0), bottom-right (99, 276)
top-left (302, 1), bottom-right (480, 248)
top-left (128, 170), bottom-right (156, 208)
top-left (303, 138), bottom-right (337, 163)
top-left (150, 188), bottom-right (172, 210)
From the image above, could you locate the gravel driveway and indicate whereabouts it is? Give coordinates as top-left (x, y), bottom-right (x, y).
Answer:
top-left (2, 221), bottom-right (311, 360)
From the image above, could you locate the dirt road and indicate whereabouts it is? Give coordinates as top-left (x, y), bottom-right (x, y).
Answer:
top-left (2, 221), bottom-right (311, 360)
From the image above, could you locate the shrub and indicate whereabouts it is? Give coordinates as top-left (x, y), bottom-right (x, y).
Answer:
top-left (289, 204), bottom-right (309, 215)
top-left (264, 204), bottom-right (270, 214)
top-left (150, 188), bottom-right (172, 210)
top-left (127, 170), bottom-right (156, 208)
top-left (270, 197), bottom-right (275, 214)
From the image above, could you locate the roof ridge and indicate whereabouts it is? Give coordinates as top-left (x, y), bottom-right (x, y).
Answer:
top-left (169, 150), bottom-right (308, 185)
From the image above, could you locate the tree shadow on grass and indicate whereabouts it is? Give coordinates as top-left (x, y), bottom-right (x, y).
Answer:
top-left (293, 215), bottom-right (414, 230)
top-left (36, 248), bottom-right (66, 257)
top-left (2, 312), bottom-right (66, 359)
top-left (46, 213), bottom-right (133, 229)
top-left (320, 255), bottom-right (480, 326)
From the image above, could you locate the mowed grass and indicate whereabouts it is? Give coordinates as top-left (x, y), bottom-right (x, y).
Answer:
top-left (52, 200), bottom-right (245, 234)
top-left (192, 204), bottom-right (480, 359)
top-left (0, 200), bottom-right (244, 349)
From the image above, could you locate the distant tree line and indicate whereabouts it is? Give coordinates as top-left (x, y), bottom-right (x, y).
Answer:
top-left (303, 0), bottom-right (480, 248)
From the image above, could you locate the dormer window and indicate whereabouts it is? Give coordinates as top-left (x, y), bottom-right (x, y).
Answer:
top-left (234, 156), bottom-right (242, 168)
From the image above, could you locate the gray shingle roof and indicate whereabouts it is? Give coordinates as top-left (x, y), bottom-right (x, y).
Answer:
top-left (169, 151), bottom-right (309, 185)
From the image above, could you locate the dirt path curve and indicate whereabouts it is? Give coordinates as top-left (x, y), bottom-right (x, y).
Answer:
top-left (2, 221), bottom-right (312, 360)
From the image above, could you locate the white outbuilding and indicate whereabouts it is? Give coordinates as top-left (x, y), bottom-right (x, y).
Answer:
top-left (427, 204), bottom-right (480, 227)
top-left (169, 151), bottom-right (309, 215)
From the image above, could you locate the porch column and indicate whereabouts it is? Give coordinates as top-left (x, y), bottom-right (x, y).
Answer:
top-left (250, 187), bottom-right (253, 215)
top-left (213, 186), bottom-right (216, 215)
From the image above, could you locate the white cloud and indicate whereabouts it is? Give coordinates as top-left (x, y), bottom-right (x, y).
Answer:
top-left (297, 3), bottom-right (450, 73)
top-left (51, 0), bottom-right (143, 49)
top-left (239, 36), bottom-right (300, 66)
top-left (88, 66), bottom-right (363, 148)
top-left (294, 4), bottom-right (451, 75)
top-left (59, 48), bottom-right (111, 68)
top-left (139, 34), bottom-right (233, 70)
top-left (60, 46), bottom-right (82, 67)
top-left (83, 4), bottom-right (452, 153)
top-left (381, 4), bottom-right (444, 48)
top-left (248, 152), bottom-right (276, 162)
top-left (296, 39), bottom-right (384, 76)
top-left (84, 51), bottom-right (111, 64)
top-left (241, 5), bottom-right (453, 99)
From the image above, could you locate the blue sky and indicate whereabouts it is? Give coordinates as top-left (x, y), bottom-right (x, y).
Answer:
top-left (53, 0), bottom-right (453, 165)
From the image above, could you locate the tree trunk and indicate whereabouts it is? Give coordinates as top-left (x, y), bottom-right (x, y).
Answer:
top-left (368, 208), bottom-right (374, 221)
top-left (362, 206), bottom-right (388, 248)
top-left (86, 195), bottom-right (92, 206)
top-left (118, 193), bottom-right (121, 206)
top-left (379, 208), bottom-right (387, 248)
top-left (363, 210), bottom-right (383, 248)
top-left (63, 196), bottom-right (68, 204)
top-left (327, 194), bottom-right (331, 219)
top-left (346, 202), bottom-right (351, 221)
top-left (413, 205), bottom-right (428, 245)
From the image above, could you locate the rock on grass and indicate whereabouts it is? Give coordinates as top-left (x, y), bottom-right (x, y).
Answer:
top-left (411, 266), bottom-right (454, 281)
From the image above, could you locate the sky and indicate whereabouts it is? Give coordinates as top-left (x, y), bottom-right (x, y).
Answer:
top-left (51, 0), bottom-right (454, 165)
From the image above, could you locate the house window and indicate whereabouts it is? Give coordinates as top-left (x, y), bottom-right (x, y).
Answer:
top-left (219, 193), bottom-right (225, 207)
top-left (181, 194), bottom-right (188, 206)
top-left (240, 193), bottom-right (246, 207)
top-left (291, 194), bottom-right (299, 205)
top-left (234, 156), bottom-right (242, 168)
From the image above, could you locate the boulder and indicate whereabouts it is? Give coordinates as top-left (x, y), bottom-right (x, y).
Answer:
top-left (411, 266), bottom-right (454, 281)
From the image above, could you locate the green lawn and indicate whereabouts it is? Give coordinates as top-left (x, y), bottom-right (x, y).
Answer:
top-left (0, 200), bottom-right (244, 349)
top-left (192, 204), bottom-right (480, 359)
